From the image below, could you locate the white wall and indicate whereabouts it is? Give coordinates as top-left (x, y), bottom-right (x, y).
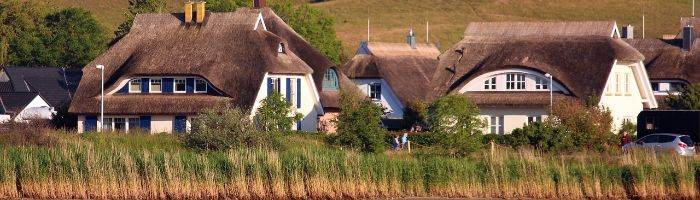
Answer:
top-left (459, 68), bottom-right (570, 94)
top-left (599, 62), bottom-right (646, 130)
top-left (352, 79), bottom-right (404, 119)
top-left (14, 95), bottom-right (53, 122)
top-left (77, 115), bottom-right (190, 134)
top-left (250, 73), bottom-right (322, 132)
top-left (480, 107), bottom-right (548, 134)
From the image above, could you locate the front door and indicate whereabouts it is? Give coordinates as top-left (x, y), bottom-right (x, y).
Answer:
top-left (173, 116), bottom-right (186, 133)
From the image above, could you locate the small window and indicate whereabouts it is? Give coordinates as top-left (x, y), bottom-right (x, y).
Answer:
top-left (270, 78), bottom-right (281, 93)
top-left (128, 118), bottom-right (140, 133)
top-left (322, 68), bottom-right (340, 90)
top-left (651, 82), bottom-right (660, 92)
top-left (129, 79), bottom-right (141, 93)
top-left (624, 73), bottom-right (631, 95)
top-left (102, 118), bottom-right (113, 131)
top-left (490, 116), bottom-right (504, 134)
top-left (615, 72), bottom-right (621, 95)
top-left (278, 43), bottom-right (285, 53)
top-left (527, 116), bottom-right (542, 124)
top-left (535, 77), bottom-right (548, 90)
top-left (150, 79), bottom-right (162, 92)
top-left (369, 83), bottom-right (381, 100)
top-left (506, 74), bottom-right (525, 90)
top-left (114, 118), bottom-right (126, 132)
top-left (174, 79), bottom-right (186, 93)
top-left (484, 77), bottom-right (496, 90)
top-left (195, 79), bottom-right (207, 93)
top-left (645, 117), bottom-right (655, 130)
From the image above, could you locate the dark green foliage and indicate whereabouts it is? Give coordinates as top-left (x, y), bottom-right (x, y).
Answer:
top-left (0, 0), bottom-right (50, 66)
top-left (426, 95), bottom-right (485, 156)
top-left (335, 91), bottom-right (385, 153)
top-left (185, 106), bottom-right (280, 151)
top-left (271, 0), bottom-right (345, 64)
top-left (206, 0), bottom-right (250, 12)
top-left (508, 122), bottom-right (573, 152)
top-left (666, 84), bottom-right (700, 110)
top-left (114, 0), bottom-right (166, 38)
top-left (402, 100), bottom-right (427, 129)
top-left (44, 8), bottom-right (107, 67)
top-left (255, 92), bottom-right (303, 132)
top-left (50, 103), bottom-right (77, 129)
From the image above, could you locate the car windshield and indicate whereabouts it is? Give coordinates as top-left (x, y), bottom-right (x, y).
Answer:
top-left (680, 136), bottom-right (694, 147)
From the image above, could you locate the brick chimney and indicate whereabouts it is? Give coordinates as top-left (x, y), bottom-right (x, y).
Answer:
top-left (184, 1), bottom-right (193, 23)
top-left (196, 1), bottom-right (206, 24)
top-left (683, 25), bottom-right (695, 51)
top-left (406, 28), bottom-right (416, 49)
top-left (254, 0), bottom-right (266, 8)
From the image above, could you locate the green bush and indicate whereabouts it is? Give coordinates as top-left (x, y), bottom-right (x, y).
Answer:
top-left (185, 106), bottom-right (280, 151)
top-left (508, 122), bottom-right (573, 152)
top-left (426, 95), bottom-right (485, 156)
top-left (334, 91), bottom-right (385, 153)
top-left (255, 92), bottom-right (302, 133)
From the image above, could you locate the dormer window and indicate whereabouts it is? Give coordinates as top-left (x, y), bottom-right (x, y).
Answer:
top-left (195, 78), bottom-right (207, 93)
top-left (129, 79), bottom-right (141, 92)
top-left (506, 73), bottom-right (525, 90)
top-left (150, 78), bottom-right (162, 92)
top-left (322, 68), bottom-right (339, 90)
top-left (278, 43), bottom-right (285, 53)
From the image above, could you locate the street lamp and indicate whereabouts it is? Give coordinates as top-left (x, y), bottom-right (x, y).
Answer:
top-left (96, 64), bottom-right (104, 132)
top-left (544, 73), bottom-right (553, 114)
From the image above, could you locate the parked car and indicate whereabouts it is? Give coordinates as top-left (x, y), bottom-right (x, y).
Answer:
top-left (622, 133), bottom-right (695, 156)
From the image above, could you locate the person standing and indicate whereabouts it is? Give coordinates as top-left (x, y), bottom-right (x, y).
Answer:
top-left (392, 134), bottom-right (400, 151)
top-left (620, 131), bottom-right (630, 147)
top-left (401, 132), bottom-right (408, 150)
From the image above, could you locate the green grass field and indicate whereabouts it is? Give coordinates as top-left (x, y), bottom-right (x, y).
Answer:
top-left (45, 0), bottom-right (695, 57)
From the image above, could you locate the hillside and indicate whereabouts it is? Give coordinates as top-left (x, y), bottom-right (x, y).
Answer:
top-left (46, 0), bottom-right (695, 56)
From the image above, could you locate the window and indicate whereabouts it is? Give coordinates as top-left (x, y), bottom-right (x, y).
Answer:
top-left (484, 77), bottom-right (496, 90)
top-left (527, 116), bottom-right (542, 124)
top-left (129, 79), bottom-right (141, 92)
top-left (174, 79), bottom-right (186, 93)
top-left (624, 73), bottom-right (631, 95)
top-left (506, 74), bottom-right (525, 90)
top-left (658, 135), bottom-right (676, 143)
top-left (369, 83), bottom-right (381, 100)
top-left (651, 82), bottom-right (660, 92)
top-left (645, 117), bottom-right (655, 130)
top-left (114, 118), bottom-right (126, 132)
top-left (490, 116), bottom-right (504, 134)
top-left (102, 118), bottom-right (113, 131)
top-left (278, 43), bottom-right (285, 53)
top-left (150, 79), bottom-right (162, 92)
top-left (128, 118), bottom-right (140, 133)
top-left (289, 78), bottom-right (298, 109)
top-left (270, 78), bottom-right (281, 93)
top-left (641, 135), bottom-right (658, 143)
top-left (615, 72), bottom-right (621, 95)
top-left (535, 77), bottom-right (548, 90)
top-left (322, 68), bottom-right (340, 90)
top-left (195, 78), bottom-right (207, 93)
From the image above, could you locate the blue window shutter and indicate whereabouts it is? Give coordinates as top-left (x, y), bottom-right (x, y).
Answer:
top-left (286, 78), bottom-right (291, 102)
top-left (206, 84), bottom-right (218, 95)
top-left (267, 78), bottom-right (273, 95)
top-left (174, 116), bottom-right (186, 133)
top-left (141, 78), bottom-right (150, 93)
top-left (186, 78), bottom-right (194, 93)
top-left (296, 120), bottom-right (301, 131)
top-left (85, 116), bottom-right (97, 132)
top-left (117, 84), bottom-right (129, 93)
top-left (140, 116), bottom-right (151, 131)
top-left (162, 78), bottom-right (174, 93)
top-left (297, 78), bottom-right (301, 108)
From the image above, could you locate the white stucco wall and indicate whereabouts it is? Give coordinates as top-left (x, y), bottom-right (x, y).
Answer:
top-left (77, 115), bottom-right (191, 134)
top-left (480, 107), bottom-right (549, 134)
top-left (250, 73), bottom-right (322, 132)
top-left (352, 79), bottom-right (404, 119)
top-left (599, 62), bottom-right (646, 130)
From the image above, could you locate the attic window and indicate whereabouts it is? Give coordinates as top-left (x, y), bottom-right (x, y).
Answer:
top-left (322, 68), bottom-right (339, 90)
top-left (278, 43), bottom-right (286, 53)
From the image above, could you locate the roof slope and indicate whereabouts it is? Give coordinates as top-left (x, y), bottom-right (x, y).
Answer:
top-left (342, 42), bottom-right (440, 104)
top-left (70, 9), bottom-right (315, 115)
top-left (625, 38), bottom-right (700, 84)
top-left (430, 36), bottom-right (644, 102)
top-left (464, 21), bottom-right (617, 37)
top-left (0, 67), bottom-right (81, 107)
top-left (0, 92), bottom-right (39, 113)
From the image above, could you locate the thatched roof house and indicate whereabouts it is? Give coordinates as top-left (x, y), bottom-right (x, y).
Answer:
top-left (70, 3), bottom-right (347, 133)
top-left (430, 21), bottom-right (657, 134)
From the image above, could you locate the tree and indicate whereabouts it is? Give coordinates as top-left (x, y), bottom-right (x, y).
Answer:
top-left (666, 84), bottom-right (700, 110)
top-left (45, 8), bottom-right (107, 67)
top-left (509, 122), bottom-right (573, 152)
top-left (551, 99), bottom-right (617, 151)
top-left (186, 106), bottom-right (278, 151)
top-left (402, 100), bottom-right (427, 129)
top-left (115, 0), bottom-right (166, 38)
top-left (255, 92), bottom-right (302, 132)
top-left (0, 0), bottom-right (50, 66)
top-left (335, 91), bottom-right (385, 153)
top-left (206, 0), bottom-right (250, 12)
top-left (271, 1), bottom-right (345, 64)
top-left (426, 95), bottom-right (485, 156)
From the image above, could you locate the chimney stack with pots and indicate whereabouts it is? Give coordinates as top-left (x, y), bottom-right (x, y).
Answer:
top-left (622, 24), bottom-right (634, 39)
top-left (683, 25), bottom-right (695, 51)
top-left (254, 0), bottom-right (266, 8)
top-left (406, 28), bottom-right (416, 49)
top-left (196, 1), bottom-right (206, 24)
top-left (184, 1), bottom-right (193, 23)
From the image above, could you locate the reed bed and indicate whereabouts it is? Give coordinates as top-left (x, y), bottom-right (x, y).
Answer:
top-left (0, 140), bottom-right (698, 199)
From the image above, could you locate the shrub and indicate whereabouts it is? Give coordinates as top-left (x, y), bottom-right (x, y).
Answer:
top-left (50, 102), bottom-right (77, 130)
top-left (402, 100), bottom-right (427, 129)
top-left (0, 120), bottom-right (58, 146)
top-left (666, 84), bottom-right (700, 110)
top-left (185, 106), bottom-right (279, 151)
top-left (426, 95), bottom-right (485, 156)
top-left (335, 91), bottom-right (385, 153)
top-left (552, 99), bottom-right (617, 152)
top-left (508, 122), bottom-right (573, 152)
top-left (255, 92), bottom-right (302, 133)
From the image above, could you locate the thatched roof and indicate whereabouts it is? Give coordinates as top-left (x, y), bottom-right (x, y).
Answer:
top-left (342, 42), bottom-right (440, 105)
top-left (70, 9), bottom-right (317, 115)
top-left (464, 21), bottom-right (618, 37)
top-left (464, 91), bottom-right (573, 107)
top-left (430, 35), bottom-right (644, 104)
top-left (625, 38), bottom-right (700, 84)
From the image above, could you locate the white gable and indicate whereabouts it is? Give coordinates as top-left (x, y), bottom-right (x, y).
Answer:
top-left (254, 12), bottom-right (267, 31)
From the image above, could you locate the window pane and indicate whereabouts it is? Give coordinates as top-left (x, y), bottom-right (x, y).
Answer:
top-left (114, 118), bottom-right (126, 132)
top-left (103, 118), bottom-right (112, 131)
top-left (195, 79), bottom-right (207, 92)
top-left (128, 118), bottom-right (140, 133)
top-left (175, 79), bottom-right (186, 92)
top-left (151, 79), bottom-right (162, 92)
top-left (322, 69), bottom-right (339, 90)
top-left (130, 79), bottom-right (141, 92)
top-left (498, 116), bottom-right (504, 134)
top-left (490, 116), bottom-right (496, 134)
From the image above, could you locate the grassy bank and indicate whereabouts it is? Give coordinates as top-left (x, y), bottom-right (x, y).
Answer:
top-left (0, 132), bottom-right (697, 199)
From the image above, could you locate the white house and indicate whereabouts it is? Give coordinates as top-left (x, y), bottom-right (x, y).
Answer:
top-left (430, 21), bottom-right (657, 134)
top-left (71, 2), bottom-right (330, 133)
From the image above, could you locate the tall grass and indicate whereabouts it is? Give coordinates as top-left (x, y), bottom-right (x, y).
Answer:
top-left (1, 136), bottom-right (699, 199)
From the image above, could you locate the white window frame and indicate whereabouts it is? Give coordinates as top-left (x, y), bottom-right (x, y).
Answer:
top-left (490, 116), bottom-right (504, 134)
top-left (506, 73), bottom-right (525, 90)
top-left (129, 79), bottom-right (141, 93)
top-left (174, 78), bottom-right (186, 93)
top-left (624, 73), bottom-right (631, 95)
top-left (527, 116), bottom-right (542, 125)
top-left (128, 117), bottom-right (140, 133)
top-left (535, 77), bottom-right (548, 90)
top-left (195, 78), bottom-right (207, 93)
top-left (369, 82), bottom-right (381, 101)
top-left (150, 78), bottom-right (162, 93)
top-left (270, 77), bottom-right (281, 94)
top-left (278, 43), bottom-right (285, 53)
top-left (113, 117), bottom-right (126, 132)
top-left (290, 78), bottom-right (298, 111)
top-left (615, 72), bottom-right (621, 95)
top-left (484, 77), bottom-right (496, 90)
top-left (102, 118), bottom-right (113, 131)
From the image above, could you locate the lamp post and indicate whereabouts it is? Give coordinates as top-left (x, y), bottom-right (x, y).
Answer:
top-left (544, 73), bottom-right (553, 114)
top-left (96, 64), bottom-right (104, 132)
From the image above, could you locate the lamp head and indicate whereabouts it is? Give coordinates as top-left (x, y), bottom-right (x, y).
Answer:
top-left (96, 65), bottom-right (104, 69)
top-left (544, 73), bottom-right (551, 78)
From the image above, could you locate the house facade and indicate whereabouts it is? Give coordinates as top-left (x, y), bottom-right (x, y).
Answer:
top-left (70, 3), bottom-right (334, 133)
top-left (0, 67), bottom-right (81, 122)
top-left (430, 21), bottom-right (657, 134)
top-left (342, 30), bottom-right (440, 129)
